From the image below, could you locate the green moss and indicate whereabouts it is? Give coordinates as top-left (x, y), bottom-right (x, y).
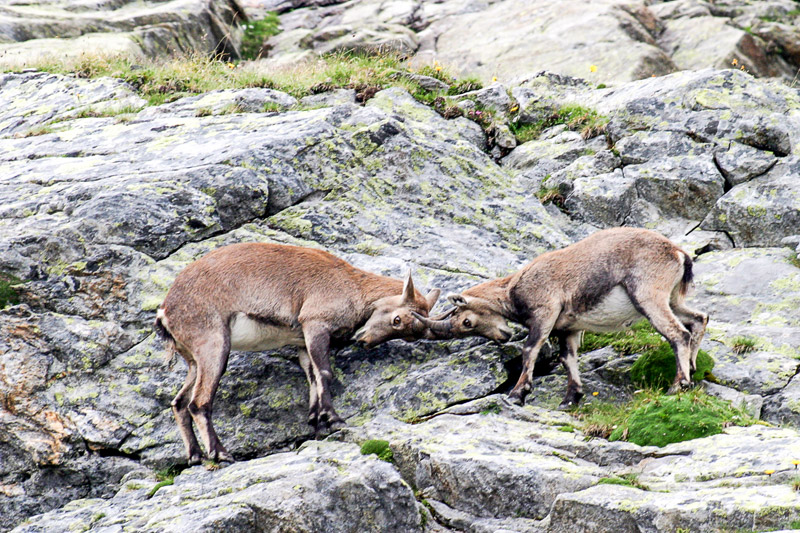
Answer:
top-left (360, 439), bottom-right (394, 462)
top-left (240, 13), bottom-right (282, 60)
top-left (581, 320), bottom-right (663, 355)
top-left (0, 271), bottom-right (22, 308)
top-left (480, 402), bottom-right (502, 416)
top-left (147, 479), bottom-right (173, 497)
top-left (597, 473), bottom-right (647, 490)
top-left (606, 389), bottom-right (756, 447)
top-left (630, 346), bottom-right (715, 390)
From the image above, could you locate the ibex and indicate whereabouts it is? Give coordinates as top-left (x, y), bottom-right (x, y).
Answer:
top-left (415, 227), bottom-right (708, 409)
top-left (154, 242), bottom-right (440, 464)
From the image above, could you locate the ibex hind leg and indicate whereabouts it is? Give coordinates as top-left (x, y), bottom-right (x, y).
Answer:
top-left (298, 349), bottom-right (320, 429)
top-left (557, 331), bottom-right (584, 410)
top-left (671, 299), bottom-right (708, 373)
top-left (187, 332), bottom-right (234, 464)
top-left (629, 289), bottom-right (693, 393)
top-left (172, 356), bottom-right (203, 465)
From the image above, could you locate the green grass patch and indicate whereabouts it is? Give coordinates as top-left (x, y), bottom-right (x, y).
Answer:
top-left (147, 479), bottom-right (173, 498)
top-left (789, 252), bottom-right (800, 269)
top-left (240, 13), bottom-right (281, 60)
top-left (536, 186), bottom-right (566, 209)
top-left (0, 272), bottom-right (22, 308)
top-left (510, 104), bottom-right (608, 142)
top-left (731, 336), bottom-right (758, 355)
top-left (575, 388), bottom-right (757, 448)
top-left (360, 439), bottom-right (394, 462)
top-left (447, 77), bottom-right (482, 95)
top-left (597, 473), bottom-right (648, 490)
top-left (480, 402), bottom-right (502, 416)
top-left (581, 320), bottom-right (714, 390)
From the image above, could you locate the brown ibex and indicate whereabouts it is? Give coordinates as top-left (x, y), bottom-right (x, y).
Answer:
top-left (154, 242), bottom-right (440, 464)
top-left (415, 227), bottom-right (708, 409)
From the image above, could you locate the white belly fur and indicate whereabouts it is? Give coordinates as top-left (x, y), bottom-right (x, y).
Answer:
top-left (570, 286), bottom-right (643, 333)
top-left (229, 313), bottom-right (306, 351)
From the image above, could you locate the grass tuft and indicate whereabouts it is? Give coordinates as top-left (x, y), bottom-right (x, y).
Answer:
top-left (731, 336), bottom-right (758, 355)
top-left (575, 388), bottom-right (757, 448)
top-left (0, 272), bottom-right (22, 308)
top-left (360, 439), bottom-right (394, 462)
top-left (240, 13), bottom-right (281, 60)
top-left (597, 473), bottom-right (648, 490)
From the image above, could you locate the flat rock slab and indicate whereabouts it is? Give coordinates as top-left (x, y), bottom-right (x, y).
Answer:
top-left (10, 441), bottom-right (423, 533)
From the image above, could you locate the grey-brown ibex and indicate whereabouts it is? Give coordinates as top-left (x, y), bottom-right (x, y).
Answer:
top-left (415, 227), bottom-right (708, 409)
top-left (155, 242), bottom-right (440, 464)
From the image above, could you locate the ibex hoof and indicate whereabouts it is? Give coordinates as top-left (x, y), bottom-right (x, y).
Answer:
top-left (507, 393), bottom-right (525, 406)
top-left (188, 454), bottom-right (203, 466)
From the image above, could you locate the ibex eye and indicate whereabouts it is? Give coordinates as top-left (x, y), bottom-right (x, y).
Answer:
top-left (463, 318), bottom-right (472, 328)
top-left (393, 316), bottom-right (402, 326)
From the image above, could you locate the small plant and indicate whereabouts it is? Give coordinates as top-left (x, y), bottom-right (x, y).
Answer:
top-left (536, 186), bottom-right (566, 209)
top-left (792, 477), bottom-right (800, 492)
top-left (508, 121), bottom-right (544, 144)
top-left (0, 272), bottom-right (22, 308)
top-left (360, 439), bottom-right (394, 462)
top-left (597, 473), bottom-right (648, 490)
top-left (557, 424), bottom-right (576, 433)
top-left (240, 13), bottom-right (281, 60)
top-left (731, 336), bottom-right (758, 355)
top-left (416, 63), bottom-right (454, 84)
top-left (447, 77), bottom-right (482, 95)
top-left (262, 101), bottom-right (283, 112)
top-left (788, 252), bottom-right (800, 269)
top-left (147, 465), bottom-right (182, 497)
top-left (480, 402), bottom-right (502, 416)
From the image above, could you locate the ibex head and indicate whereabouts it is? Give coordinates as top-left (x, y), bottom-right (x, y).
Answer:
top-left (354, 272), bottom-right (440, 348)
top-left (413, 293), bottom-right (514, 343)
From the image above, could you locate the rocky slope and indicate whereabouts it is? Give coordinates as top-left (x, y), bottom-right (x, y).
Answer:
top-left (2, 0), bottom-right (800, 531)
top-left (258, 0), bottom-right (800, 84)
top-left (2, 63), bottom-right (800, 531)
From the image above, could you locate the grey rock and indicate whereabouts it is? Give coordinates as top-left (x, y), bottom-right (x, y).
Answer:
top-left (298, 88), bottom-right (358, 107)
top-left (11, 441), bottom-right (423, 533)
top-left (714, 140), bottom-right (778, 187)
top-left (703, 382), bottom-right (764, 418)
top-left (456, 83), bottom-right (512, 113)
top-left (137, 89), bottom-right (298, 118)
top-left (701, 156), bottom-right (800, 247)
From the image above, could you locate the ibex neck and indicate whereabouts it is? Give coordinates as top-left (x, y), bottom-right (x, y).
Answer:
top-left (464, 275), bottom-right (515, 318)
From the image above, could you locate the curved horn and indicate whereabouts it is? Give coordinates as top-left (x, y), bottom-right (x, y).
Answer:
top-left (430, 307), bottom-right (456, 321)
top-left (411, 311), bottom-right (453, 336)
top-left (402, 270), bottom-right (415, 303)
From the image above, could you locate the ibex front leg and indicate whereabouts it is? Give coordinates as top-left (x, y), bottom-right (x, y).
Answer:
top-left (508, 310), bottom-right (559, 406)
top-left (302, 322), bottom-right (345, 437)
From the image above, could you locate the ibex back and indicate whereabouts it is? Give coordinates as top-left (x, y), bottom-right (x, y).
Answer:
top-left (155, 242), bottom-right (440, 464)
top-left (416, 227), bottom-right (708, 408)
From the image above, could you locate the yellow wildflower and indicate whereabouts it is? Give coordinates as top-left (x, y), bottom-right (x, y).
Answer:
top-left (589, 65), bottom-right (598, 73)
top-left (227, 62), bottom-right (235, 69)
top-left (435, 65), bottom-right (442, 72)
top-left (492, 76), bottom-right (498, 82)
top-left (731, 58), bottom-right (738, 66)
top-left (510, 106), bottom-right (519, 113)
top-left (793, 460), bottom-right (799, 469)
top-left (765, 470), bottom-right (775, 476)
top-left (592, 392), bottom-right (599, 396)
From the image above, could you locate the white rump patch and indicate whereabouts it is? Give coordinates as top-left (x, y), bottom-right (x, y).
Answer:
top-left (571, 286), bottom-right (643, 333)
top-left (229, 313), bottom-right (305, 351)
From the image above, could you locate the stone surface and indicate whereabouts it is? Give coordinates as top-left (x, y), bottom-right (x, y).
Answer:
top-left (0, 0), bottom-right (244, 68)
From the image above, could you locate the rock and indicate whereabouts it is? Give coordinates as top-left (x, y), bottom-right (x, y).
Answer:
top-left (11, 441), bottom-right (423, 533)
top-left (415, 0), bottom-right (676, 85)
top-left (0, 0), bottom-right (244, 68)
top-left (137, 88), bottom-right (298, 118)
top-left (703, 382), bottom-right (764, 418)
top-left (299, 88), bottom-right (357, 107)
top-left (701, 156), bottom-right (800, 247)
top-left (455, 83), bottom-right (512, 113)
top-left (713, 141), bottom-right (778, 187)
top-left (659, 15), bottom-right (784, 78)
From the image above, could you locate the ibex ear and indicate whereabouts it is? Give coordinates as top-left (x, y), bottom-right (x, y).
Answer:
top-left (447, 294), bottom-right (469, 308)
top-left (425, 288), bottom-right (441, 310)
top-left (402, 270), bottom-right (416, 303)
